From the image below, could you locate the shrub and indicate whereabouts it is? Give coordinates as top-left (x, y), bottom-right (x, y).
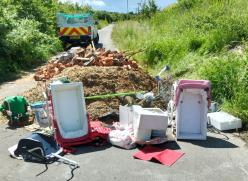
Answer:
top-left (6, 19), bottom-right (61, 68)
top-left (198, 53), bottom-right (248, 125)
top-left (178, 0), bottom-right (200, 10)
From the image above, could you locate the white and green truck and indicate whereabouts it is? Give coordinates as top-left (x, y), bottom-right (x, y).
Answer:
top-left (56, 13), bottom-right (99, 49)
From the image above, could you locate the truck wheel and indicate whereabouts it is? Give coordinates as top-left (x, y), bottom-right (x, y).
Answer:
top-left (93, 33), bottom-right (99, 44)
top-left (62, 42), bottom-right (68, 50)
top-left (62, 42), bottom-right (71, 51)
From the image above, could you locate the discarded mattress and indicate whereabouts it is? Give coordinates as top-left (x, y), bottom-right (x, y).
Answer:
top-left (50, 82), bottom-right (90, 147)
top-left (175, 80), bottom-right (211, 140)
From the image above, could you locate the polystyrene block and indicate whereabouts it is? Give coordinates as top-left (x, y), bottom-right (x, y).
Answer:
top-left (208, 112), bottom-right (242, 131)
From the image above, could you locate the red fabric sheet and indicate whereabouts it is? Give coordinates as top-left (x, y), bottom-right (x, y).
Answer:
top-left (133, 146), bottom-right (184, 166)
top-left (90, 121), bottom-right (111, 140)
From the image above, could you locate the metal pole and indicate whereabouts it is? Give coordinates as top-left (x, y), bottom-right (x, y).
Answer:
top-left (138, 2), bottom-right (141, 14)
top-left (127, 0), bottom-right (129, 14)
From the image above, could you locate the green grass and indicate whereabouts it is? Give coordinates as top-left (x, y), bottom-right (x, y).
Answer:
top-left (113, 0), bottom-right (248, 127)
top-left (97, 19), bottom-right (109, 29)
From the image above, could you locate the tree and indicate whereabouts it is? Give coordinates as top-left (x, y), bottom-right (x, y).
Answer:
top-left (140, 0), bottom-right (158, 18)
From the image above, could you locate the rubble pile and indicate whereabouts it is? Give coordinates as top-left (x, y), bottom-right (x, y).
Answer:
top-left (23, 47), bottom-right (171, 119)
top-left (24, 66), bottom-right (166, 118)
top-left (34, 47), bottom-right (139, 81)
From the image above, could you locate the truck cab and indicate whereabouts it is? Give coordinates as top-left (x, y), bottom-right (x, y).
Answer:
top-left (56, 13), bottom-right (99, 49)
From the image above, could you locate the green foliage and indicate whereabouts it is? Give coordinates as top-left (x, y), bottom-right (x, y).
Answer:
top-left (97, 19), bottom-right (108, 29)
top-left (178, 0), bottom-right (201, 10)
top-left (113, 0), bottom-right (248, 124)
top-left (0, 0), bottom-right (63, 82)
top-left (6, 19), bottom-right (61, 67)
top-left (199, 53), bottom-right (248, 127)
top-left (93, 10), bottom-right (135, 23)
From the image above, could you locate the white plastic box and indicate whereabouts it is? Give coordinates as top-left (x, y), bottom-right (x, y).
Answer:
top-left (133, 107), bottom-right (168, 141)
top-left (207, 112), bottom-right (242, 131)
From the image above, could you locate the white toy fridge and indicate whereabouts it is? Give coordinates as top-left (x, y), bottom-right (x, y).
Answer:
top-left (174, 80), bottom-right (211, 140)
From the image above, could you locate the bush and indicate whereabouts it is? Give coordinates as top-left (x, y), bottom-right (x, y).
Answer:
top-left (97, 19), bottom-right (108, 29)
top-left (178, 0), bottom-right (200, 10)
top-left (5, 19), bottom-right (61, 68)
top-left (198, 55), bottom-right (242, 102)
top-left (199, 53), bottom-right (248, 127)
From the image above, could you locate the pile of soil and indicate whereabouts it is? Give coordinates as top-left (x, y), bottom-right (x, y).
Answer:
top-left (23, 66), bottom-right (169, 118)
top-left (59, 66), bottom-right (155, 96)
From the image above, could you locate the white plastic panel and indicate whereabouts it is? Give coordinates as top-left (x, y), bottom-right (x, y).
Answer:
top-left (119, 105), bottom-right (129, 129)
top-left (119, 105), bottom-right (142, 129)
top-left (176, 89), bottom-right (208, 140)
top-left (51, 82), bottom-right (88, 139)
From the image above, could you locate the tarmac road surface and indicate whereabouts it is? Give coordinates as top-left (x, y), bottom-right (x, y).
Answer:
top-left (98, 24), bottom-right (118, 51)
top-left (0, 125), bottom-right (248, 181)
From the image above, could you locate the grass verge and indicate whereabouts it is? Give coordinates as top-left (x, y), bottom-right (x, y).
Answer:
top-left (112, 0), bottom-right (248, 127)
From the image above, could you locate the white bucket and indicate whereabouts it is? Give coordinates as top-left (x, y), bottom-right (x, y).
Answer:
top-left (35, 108), bottom-right (50, 127)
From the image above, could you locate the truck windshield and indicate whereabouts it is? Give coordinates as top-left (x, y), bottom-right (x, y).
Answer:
top-left (57, 13), bottom-right (93, 27)
top-left (67, 17), bottom-right (89, 24)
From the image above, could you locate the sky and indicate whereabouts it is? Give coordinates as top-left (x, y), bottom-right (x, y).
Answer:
top-left (59, 0), bottom-right (177, 13)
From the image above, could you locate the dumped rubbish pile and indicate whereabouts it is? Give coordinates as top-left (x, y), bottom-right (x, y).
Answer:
top-left (34, 47), bottom-right (139, 81)
top-left (3, 46), bottom-right (242, 180)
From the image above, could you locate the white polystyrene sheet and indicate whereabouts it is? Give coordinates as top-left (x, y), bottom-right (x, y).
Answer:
top-left (176, 89), bottom-right (208, 140)
top-left (134, 128), bottom-right (151, 141)
top-left (51, 82), bottom-right (88, 139)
